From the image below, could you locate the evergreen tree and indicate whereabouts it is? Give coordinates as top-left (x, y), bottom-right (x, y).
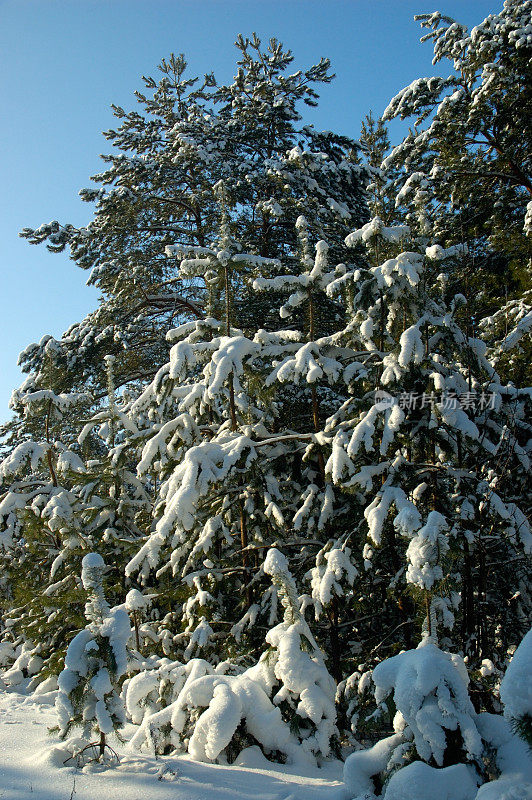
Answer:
top-left (0, 389), bottom-right (90, 676)
top-left (128, 547), bottom-right (337, 764)
top-left (323, 216), bottom-right (532, 667)
top-left (0, 15), bottom-right (531, 782)
top-left (16, 36), bottom-right (368, 411)
top-left (3, 38), bottom-right (368, 669)
top-left (499, 627), bottom-right (532, 752)
top-left (261, 547), bottom-right (337, 759)
top-left (359, 112), bottom-right (404, 225)
top-left (54, 553), bottom-right (130, 760)
top-left (381, 1), bottom-right (532, 376)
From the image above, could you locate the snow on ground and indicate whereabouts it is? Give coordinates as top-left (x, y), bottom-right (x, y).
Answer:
top-left (0, 688), bottom-right (348, 800)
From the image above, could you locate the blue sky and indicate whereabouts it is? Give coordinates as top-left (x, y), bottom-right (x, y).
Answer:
top-left (0, 0), bottom-right (498, 421)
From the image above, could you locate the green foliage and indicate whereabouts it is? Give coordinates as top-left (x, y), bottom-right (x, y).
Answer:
top-left (511, 713), bottom-right (532, 753)
top-left (0, 13), bottom-right (531, 762)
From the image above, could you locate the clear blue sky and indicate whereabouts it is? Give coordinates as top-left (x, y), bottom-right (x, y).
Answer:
top-left (0, 0), bottom-right (498, 421)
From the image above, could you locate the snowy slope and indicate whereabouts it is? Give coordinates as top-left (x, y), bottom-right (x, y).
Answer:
top-left (0, 689), bottom-right (348, 800)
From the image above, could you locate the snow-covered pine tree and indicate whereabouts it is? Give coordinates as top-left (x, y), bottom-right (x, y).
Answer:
top-left (3, 36), bottom-right (368, 672)
top-left (54, 553), bottom-right (130, 760)
top-left (1, 14), bottom-right (530, 766)
top-left (260, 547), bottom-right (337, 759)
top-left (381, 1), bottom-right (532, 381)
top-left (15, 36), bottom-right (368, 424)
top-left (359, 112), bottom-right (405, 227)
top-left (343, 640), bottom-right (485, 799)
top-left (499, 627), bottom-right (532, 751)
top-left (71, 353), bottom-right (152, 617)
top-left (211, 35), bottom-right (367, 263)
top-left (342, 633), bottom-right (532, 799)
top-left (251, 215), bottom-right (362, 678)
top-left (0, 388), bottom-right (91, 678)
top-left (321, 215), bottom-right (532, 670)
top-left (124, 208), bottom-right (374, 676)
top-left (122, 216), bottom-right (294, 662)
top-left (0, 354), bottom-right (152, 682)
top-left (128, 547), bottom-right (337, 765)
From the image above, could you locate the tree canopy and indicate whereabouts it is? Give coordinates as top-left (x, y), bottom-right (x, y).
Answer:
top-left (1, 10), bottom-right (531, 796)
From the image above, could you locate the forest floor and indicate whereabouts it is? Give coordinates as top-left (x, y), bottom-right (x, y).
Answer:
top-left (0, 687), bottom-right (348, 800)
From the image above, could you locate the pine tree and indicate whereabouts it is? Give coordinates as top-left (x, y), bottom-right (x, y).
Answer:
top-left (0, 359), bottom-right (151, 680)
top-left (359, 112), bottom-right (404, 226)
top-left (381, 2), bottom-right (532, 379)
top-left (1, 17), bottom-right (531, 773)
top-left (16, 36), bottom-right (368, 414)
top-left (261, 547), bottom-right (337, 759)
top-left (322, 215), bottom-right (532, 668)
top-left (128, 547), bottom-right (337, 764)
top-left (3, 37), bottom-right (368, 671)
top-left (0, 389), bottom-right (90, 677)
top-left (122, 219), bottom-right (308, 661)
top-left (54, 553), bottom-right (130, 761)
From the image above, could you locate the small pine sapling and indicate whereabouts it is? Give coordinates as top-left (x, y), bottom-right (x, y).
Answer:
top-left (129, 548), bottom-right (337, 765)
top-left (343, 640), bottom-right (485, 799)
top-left (261, 547), bottom-right (338, 759)
top-left (53, 553), bottom-right (130, 763)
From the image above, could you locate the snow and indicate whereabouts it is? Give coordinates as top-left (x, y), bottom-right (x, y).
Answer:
top-left (55, 554), bottom-right (130, 740)
top-left (0, 440), bottom-right (48, 479)
top-left (82, 552), bottom-right (106, 576)
top-left (2, 643), bottom-right (44, 687)
top-left (266, 341), bottom-right (342, 386)
top-left (266, 621), bottom-right (337, 757)
top-left (99, 607), bottom-right (131, 677)
top-left (126, 549), bottom-right (337, 764)
top-left (476, 712), bottom-right (532, 784)
top-left (130, 662), bottom-right (327, 763)
top-left (499, 628), bottom-right (532, 722)
top-left (1, 652), bottom-right (531, 800)
top-left (264, 546), bottom-right (290, 577)
top-left (343, 733), bottom-right (404, 797)
top-left (126, 435), bottom-right (257, 577)
top-left (436, 399), bottom-right (479, 441)
top-left (345, 218), bottom-right (410, 246)
top-left (371, 642), bottom-right (483, 767)
top-left (373, 251), bottom-right (424, 288)
top-left (475, 778), bottom-right (532, 800)
top-left (405, 510), bottom-right (448, 590)
top-left (124, 589), bottom-right (149, 613)
top-left (398, 323), bottom-right (425, 368)
top-left (310, 547), bottom-right (358, 607)
top-left (364, 487), bottom-right (421, 547)
top-left (0, 688), bottom-right (348, 800)
top-left (425, 243), bottom-right (465, 261)
top-left (203, 336), bottom-right (259, 400)
top-left (19, 389), bottom-right (91, 412)
top-left (383, 761), bottom-right (478, 799)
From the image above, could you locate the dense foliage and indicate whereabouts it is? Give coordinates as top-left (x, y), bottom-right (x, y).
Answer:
top-left (1, 6), bottom-right (531, 798)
